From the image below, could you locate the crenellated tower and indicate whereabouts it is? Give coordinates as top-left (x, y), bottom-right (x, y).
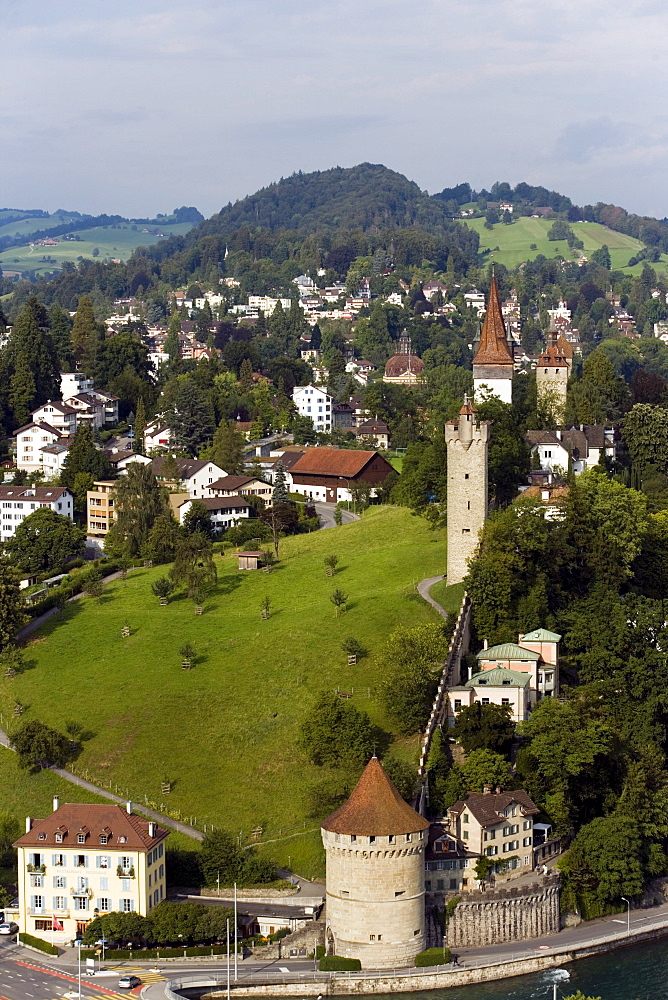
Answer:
top-left (445, 397), bottom-right (490, 585)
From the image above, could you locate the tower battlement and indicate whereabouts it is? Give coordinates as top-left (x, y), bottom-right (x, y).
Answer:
top-left (446, 398), bottom-right (490, 585)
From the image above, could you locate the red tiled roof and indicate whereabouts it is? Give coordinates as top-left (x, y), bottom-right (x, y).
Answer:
top-left (13, 421), bottom-right (62, 438)
top-left (322, 757), bottom-right (430, 836)
top-left (448, 790), bottom-right (539, 828)
top-left (290, 447), bottom-right (382, 478)
top-left (473, 275), bottom-right (514, 366)
top-left (384, 353), bottom-right (425, 378)
top-left (14, 803), bottom-right (168, 850)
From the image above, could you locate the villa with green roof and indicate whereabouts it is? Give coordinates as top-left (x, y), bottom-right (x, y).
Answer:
top-left (445, 626), bottom-right (561, 725)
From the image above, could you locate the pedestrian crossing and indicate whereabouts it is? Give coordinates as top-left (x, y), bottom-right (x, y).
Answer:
top-left (114, 966), bottom-right (166, 984)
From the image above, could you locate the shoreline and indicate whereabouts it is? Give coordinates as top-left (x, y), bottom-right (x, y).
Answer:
top-left (168, 917), bottom-right (668, 996)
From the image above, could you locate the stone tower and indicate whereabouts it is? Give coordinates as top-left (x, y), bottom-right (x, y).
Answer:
top-left (472, 274), bottom-right (514, 403)
top-left (445, 398), bottom-right (490, 585)
top-left (321, 756), bottom-right (429, 969)
top-left (536, 335), bottom-right (569, 424)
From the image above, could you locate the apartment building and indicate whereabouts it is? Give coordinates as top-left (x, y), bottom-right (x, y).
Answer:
top-left (14, 799), bottom-right (169, 943)
top-left (87, 481), bottom-right (117, 536)
top-left (0, 486), bottom-right (74, 542)
top-left (292, 385), bottom-right (333, 433)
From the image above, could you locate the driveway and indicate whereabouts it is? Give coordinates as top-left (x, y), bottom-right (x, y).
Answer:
top-left (314, 502), bottom-right (360, 529)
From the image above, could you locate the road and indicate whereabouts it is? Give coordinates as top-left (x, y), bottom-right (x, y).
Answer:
top-left (314, 502), bottom-right (359, 529)
top-left (0, 941), bottom-right (134, 999)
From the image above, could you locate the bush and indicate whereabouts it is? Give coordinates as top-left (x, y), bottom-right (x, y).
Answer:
top-left (19, 932), bottom-right (59, 955)
top-left (80, 944), bottom-right (232, 959)
top-left (415, 947), bottom-right (450, 966)
top-left (319, 955), bottom-right (361, 971)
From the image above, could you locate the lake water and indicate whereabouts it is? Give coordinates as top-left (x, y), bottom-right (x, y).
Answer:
top-left (362, 939), bottom-right (668, 1000)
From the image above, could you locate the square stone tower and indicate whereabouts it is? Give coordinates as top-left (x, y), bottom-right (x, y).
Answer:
top-left (536, 338), bottom-right (569, 424)
top-left (445, 398), bottom-right (491, 585)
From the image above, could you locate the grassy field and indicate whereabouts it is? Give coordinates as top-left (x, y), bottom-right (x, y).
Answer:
top-left (461, 216), bottom-right (668, 276)
top-left (0, 211), bottom-right (80, 241)
top-left (0, 507), bottom-right (446, 878)
top-left (0, 221), bottom-right (193, 278)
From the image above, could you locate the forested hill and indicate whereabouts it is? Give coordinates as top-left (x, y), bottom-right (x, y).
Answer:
top-left (196, 163), bottom-right (452, 238)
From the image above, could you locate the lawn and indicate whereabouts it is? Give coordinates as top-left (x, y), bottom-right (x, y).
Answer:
top-left (0, 507), bottom-right (446, 878)
top-left (461, 217), bottom-right (668, 276)
top-left (0, 222), bottom-right (194, 277)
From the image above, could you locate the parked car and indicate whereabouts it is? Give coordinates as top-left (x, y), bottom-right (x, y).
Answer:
top-left (0, 923), bottom-right (17, 936)
top-left (118, 975), bottom-right (141, 989)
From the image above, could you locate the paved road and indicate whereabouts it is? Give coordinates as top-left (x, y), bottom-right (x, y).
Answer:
top-left (314, 502), bottom-right (359, 529)
top-left (417, 574), bottom-right (448, 619)
top-left (0, 944), bottom-right (130, 999)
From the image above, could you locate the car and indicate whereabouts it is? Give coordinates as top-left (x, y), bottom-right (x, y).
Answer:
top-left (0, 923), bottom-right (17, 936)
top-left (118, 975), bottom-right (141, 989)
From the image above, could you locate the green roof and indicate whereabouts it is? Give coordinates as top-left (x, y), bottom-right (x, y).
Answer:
top-left (477, 642), bottom-right (540, 661)
top-left (466, 667), bottom-right (531, 688)
top-left (521, 628), bottom-right (562, 642)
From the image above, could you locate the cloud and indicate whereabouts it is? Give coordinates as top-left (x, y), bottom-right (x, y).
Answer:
top-left (554, 118), bottom-right (631, 165)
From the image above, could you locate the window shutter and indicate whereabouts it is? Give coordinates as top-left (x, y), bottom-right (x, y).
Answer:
top-left (96, 856), bottom-right (100, 868)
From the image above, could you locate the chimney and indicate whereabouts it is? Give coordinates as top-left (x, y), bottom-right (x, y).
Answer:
top-left (148, 822), bottom-right (155, 838)
top-left (495, 786), bottom-right (502, 794)
top-left (53, 795), bottom-right (60, 812)
top-left (483, 638), bottom-right (488, 650)
top-left (126, 801), bottom-right (132, 815)
top-left (26, 817), bottom-right (32, 833)
top-left (483, 785), bottom-right (492, 795)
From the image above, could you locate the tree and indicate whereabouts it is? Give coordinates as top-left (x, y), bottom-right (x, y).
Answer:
top-left (330, 588), bottom-right (348, 616)
top-left (200, 829), bottom-right (275, 888)
top-left (183, 500), bottom-right (214, 538)
top-left (451, 702), bottom-right (515, 756)
top-left (145, 511), bottom-right (183, 564)
top-left (71, 294), bottom-right (104, 372)
top-left (299, 691), bottom-right (374, 768)
top-left (591, 245), bottom-right (611, 269)
top-left (83, 569), bottom-right (105, 603)
top-left (261, 501), bottom-right (298, 558)
top-left (7, 296), bottom-right (59, 411)
top-left (10, 719), bottom-right (73, 771)
top-left (151, 577), bottom-right (174, 603)
top-left (209, 419), bottom-right (245, 474)
top-left (7, 508), bottom-right (85, 573)
top-left (108, 463), bottom-right (168, 558)
top-left (165, 376), bottom-right (215, 457)
top-left (458, 748), bottom-right (513, 791)
top-left (134, 395), bottom-right (147, 453)
top-left (170, 532), bottom-right (217, 599)
top-left (380, 624), bottom-right (448, 735)
top-left (324, 554), bottom-right (339, 577)
top-left (622, 403), bottom-right (668, 475)
top-left (559, 814), bottom-right (644, 909)
top-left (239, 358), bottom-right (254, 393)
top-left (60, 423), bottom-right (111, 491)
top-left (272, 461), bottom-right (289, 503)
top-left (9, 355), bottom-right (36, 428)
top-left (0, 555), bottom-right (28, 652)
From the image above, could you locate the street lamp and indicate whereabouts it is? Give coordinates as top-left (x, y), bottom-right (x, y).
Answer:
top-left (621, 896), bottom-right (630, 935)
top-left (76, 937), bottom-right (82, 998)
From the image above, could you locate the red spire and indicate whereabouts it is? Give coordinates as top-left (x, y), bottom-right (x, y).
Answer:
top-left (473, 275), bottom-right (514, 366)
top-left (321, 757), bottom-right (429, 836)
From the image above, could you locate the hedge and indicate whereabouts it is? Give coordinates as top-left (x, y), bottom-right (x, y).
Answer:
top-left (80, 944), bottom-right (233, 960)
top-left (19, 932), bottom-right (59, 955)
top-left (319, 956), bottom-right (361, 971)
top-left (415, 946), bottom-right (451, 967)
top-left (26, 558), bottom-right (126, 618)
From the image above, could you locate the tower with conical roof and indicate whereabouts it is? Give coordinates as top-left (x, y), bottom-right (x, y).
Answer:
top-left (472, 274), bottom-right (514, 403)
top-left (445, 396), bottom-right (490, 585)
top-left (321, 756), bottom-right (429, 968)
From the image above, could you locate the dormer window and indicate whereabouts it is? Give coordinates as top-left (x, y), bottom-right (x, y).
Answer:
top-left (38, 832), bottom-right (46, 840)
top-left (99, 835), bottom-right (108, 845)
top-left (77, 834), bottom-right (86, 844)
top-left (55, 833), bottom-right (63, 843)
top-left (118, 836), bottom-right (127, 844)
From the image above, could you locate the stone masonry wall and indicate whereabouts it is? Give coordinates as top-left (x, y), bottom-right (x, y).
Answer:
top-left (444, 876), bottom-right (561, 948)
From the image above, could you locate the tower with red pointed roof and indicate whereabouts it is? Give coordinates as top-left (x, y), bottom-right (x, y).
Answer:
top-left (321, 755), bottom-right (429, 968)
top-left (445, 396), bottom-right (490, 585)
top-left (536, 334), bottom-right (569, 424)
top-left (472, 274), bottom-right (514, 403)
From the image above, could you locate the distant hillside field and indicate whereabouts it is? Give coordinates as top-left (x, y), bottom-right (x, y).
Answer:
top-left (1, 507), bottom-right (451, 878)
top-left (0, 221), bottom-right (194, 278)
top-left (461, 217), bottom-right (668, 275)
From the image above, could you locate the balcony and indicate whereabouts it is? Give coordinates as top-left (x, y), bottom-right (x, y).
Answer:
top-left (28, 908), bottom-right (46, 915)
top-left (116, 866), bottom-right (135, 878)
top-left (27, 864), bottom-right (46, 874)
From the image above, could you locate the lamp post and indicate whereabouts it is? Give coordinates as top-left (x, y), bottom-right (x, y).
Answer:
top-left (77, 937), bottom-right (82, 998)
top-left (622, 896), bottom-right (630, 935)
top-left (234, 882), bottom-right (238, 981)
top-left (217, 871), bottom-right (221, 898)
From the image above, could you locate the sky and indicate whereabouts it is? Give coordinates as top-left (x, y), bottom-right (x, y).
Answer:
top-left (2, 0), bottom-right (668, 221)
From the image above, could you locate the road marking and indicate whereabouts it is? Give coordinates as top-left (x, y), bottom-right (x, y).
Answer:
top-left (279, 967), bottom-right (290, 972)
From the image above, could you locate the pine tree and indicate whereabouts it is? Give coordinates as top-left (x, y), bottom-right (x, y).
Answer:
top-left (167, 377), bottom-right (215, 456)
top-left (71, 295), bottom-right (104, 372)
top-left (9, 356), bottom-right (36, 428)
top-left (110, 463), bottom-right (168, 558)
top-left (8, 297), bottom-right (59, 408)
top-left (0, 554), bottom-right (28, 652)
top-left (239, 358), bottom-right (254, 393)
top-left (48, 304), bottom-right (74, 369)
top-left (134, 395), bottom-right (147, 453)
top-left (165, 312), bottom-right (181, 364)
top-left (272, 461), bottom-right (289, 503)
top-left (210, 419), bottom-right (245, 474)
top-left (60, 423), bottom-right (111, 490)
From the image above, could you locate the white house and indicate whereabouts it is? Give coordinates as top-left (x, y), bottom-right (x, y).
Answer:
top-left (63, 393), bottom-right (105, 430)
top-left (292, 385), bottom-right (333, 433)
top-left (40, 443), bottom-right (71, 481)
top-left (525, 426), bottom-right (615, 475)
top-left (13, 798), bottom-right (168, 945)
top-left (205, 476), bottom-right (273, 500)
top-left (0, 486), bottom-right (74, 542)
top-left (88, 389), bottom-right (119, 426)
top-left (144, 421), bottom-right (172, 453)
top-left (177, 496), bottom-right (257, 533)
top-left (60, 373), bottom-right (94, 399)
top-left (31, 402), bottom-right (77, 438)
top-left (14, 423), bottom-right (63, 474)
top-left (464, 289), bottom-right (486, 314)
top-left (151, 458), bottom-right (228, 498)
